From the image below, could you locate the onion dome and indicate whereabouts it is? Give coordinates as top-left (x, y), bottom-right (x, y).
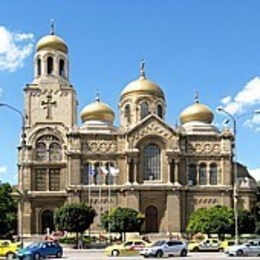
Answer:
top-left (120, 60), bottom-right (165, 100)
top-left (36, 21), bottom-right (68, 53)
top-left (80, 96), bottom-right (115, 123)
top-left (180, 94), bottom-right (214, 124)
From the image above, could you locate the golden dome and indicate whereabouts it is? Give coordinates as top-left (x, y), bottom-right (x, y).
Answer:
top-left (120, 60), bottom-right (165, 100)
top-left (80, 98), bottom-right (115, 123)
top-left (36, 34), bottom-right (68, 53)
top-left (180, 101), bottom-right (214, 124)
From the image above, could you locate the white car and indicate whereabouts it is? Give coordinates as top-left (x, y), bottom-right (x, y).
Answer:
top-left (140, 240), bottom-right (188, 258)
top-left (225, 240), bottom-right (260, 256)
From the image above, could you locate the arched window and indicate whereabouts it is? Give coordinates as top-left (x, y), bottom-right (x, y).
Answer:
top-left (210, 163), bottom-right (218, 185)
top-left (188, 164), bottom-right (197, 185)
top-left (59, 59), bottom-right (65, 77)
top-left (157, 104), bottom-right (163, 118)
top-left (140, 101), bottom-right (149, 119)
top-left (199, 163), bottom-right (207, 185)
top-left (37, 58), bottom-right (41, 76)
top-left (125, 104), bottom-right (131, 123)
top-left (49, 143), bottom-right (62, 161)
top-left (47, 57), bottom-right (54, 75)
top-left (36, 142), bottom-right (47, 161)
top-left (143, 144), bottom-right (161, 181)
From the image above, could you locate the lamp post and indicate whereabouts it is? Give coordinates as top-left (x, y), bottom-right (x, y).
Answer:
top-left (217, 107), bottom-right (260, 245)
top-left (0, 103), bottom-right (26, 248)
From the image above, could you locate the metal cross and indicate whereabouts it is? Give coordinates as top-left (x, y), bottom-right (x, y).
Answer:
top-left (41, 93), bottom-right (57, 119)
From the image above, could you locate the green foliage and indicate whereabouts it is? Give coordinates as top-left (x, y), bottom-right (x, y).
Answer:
top-left (238, 209), bottom-right (255, 234)
top-left (187, 205), bottom-right (256, 238)
top-left (54, 203), bottom-right (96, 233)
top-left (101, 207), bottom-right (144, 240)
top-left (0, 182), bottom-right (17, 239)
top-left (186, 205), bottom-right (234, 238)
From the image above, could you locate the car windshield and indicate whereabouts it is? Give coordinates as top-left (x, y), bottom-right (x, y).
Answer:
top-left (152, 240), bottom-right (166, 247)
top-left (27, 243), bottom-right (40, 248)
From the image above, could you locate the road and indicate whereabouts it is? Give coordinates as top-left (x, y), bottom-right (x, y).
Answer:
top-left (61, 251), bottom-right (260, 259)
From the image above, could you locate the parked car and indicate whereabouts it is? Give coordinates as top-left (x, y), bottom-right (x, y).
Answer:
top-left (16, 241), bottom-right (63, 260)
top-left (225, 240), bottom-right (260, 256)
top-left (104, 239), bottom-right (151, 256)
top-left (0, 240), bottom-right (20, 260)
top-left (188, 238), bottom-right (233, 252)
top-left (140, 240), bottom-right (188, 258)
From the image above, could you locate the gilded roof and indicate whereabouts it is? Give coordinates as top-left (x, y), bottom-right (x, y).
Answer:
top-left (36, 34), bottom-right (68, 53)
top-left (80, 98), bottom-right (115, 123)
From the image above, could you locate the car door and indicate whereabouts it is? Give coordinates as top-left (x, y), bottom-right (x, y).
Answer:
top-left (164, 241), bottom-right (175, 256)
top-left (0, 242), bottom-right (4, 256)
top-left (211, 239), bottom-right (220, 251)
top-left (122, 241), bottom-right (134, 256)
top-left (133, 241), bottom-right (147, 252)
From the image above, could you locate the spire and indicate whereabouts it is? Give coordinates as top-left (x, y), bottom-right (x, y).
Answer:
top-left (95, 88), bottom-right (100, 102)
top-left (194, 91), bottom-right (200, 104)
top-left (140, 59), bottom-right (146, 78)
top-left (50, 19), bottom-right (55, 35)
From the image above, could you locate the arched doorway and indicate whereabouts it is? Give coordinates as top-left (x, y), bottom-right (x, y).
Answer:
top-left (41, 210), bottom-right (54, 234)
top-left (145, 205), bottom-right (159, 233)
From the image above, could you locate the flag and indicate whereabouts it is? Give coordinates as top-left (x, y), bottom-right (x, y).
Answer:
top-left (88, 165), bottom-right (96, 175)
top-left (100, 166), bottom-right (109, 176)
top-left (109, 166), bottom-right (119, 176)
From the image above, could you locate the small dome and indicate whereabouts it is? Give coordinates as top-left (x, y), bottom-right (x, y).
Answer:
top-left (120, 60), bottom-right (165, 100)
top-left (121, 77), bottom-right (165, 100)
top-left (180, 101), bottom-right (214, 124)
top-left (36, 34), bottom-right (68, 53)
top-left (80, 98), bottom-right (115, 123)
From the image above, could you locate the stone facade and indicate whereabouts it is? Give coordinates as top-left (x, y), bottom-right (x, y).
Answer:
top-left (17, 31), bottom-right (257, 236)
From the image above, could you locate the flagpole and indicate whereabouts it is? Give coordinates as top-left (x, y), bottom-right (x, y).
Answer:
top-left (99, 165), bottom-right (102, 242)
top-left (108, 165), bottom-right (111, 242)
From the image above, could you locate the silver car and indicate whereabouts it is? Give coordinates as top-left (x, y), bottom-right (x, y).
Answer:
top-left (140, 240), bottom-right (188, 258)
top-left (225, 240), bottom-right (260, 256)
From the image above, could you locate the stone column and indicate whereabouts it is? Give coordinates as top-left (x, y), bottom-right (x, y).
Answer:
top-left (167, 190), bottom-right (181, 233)
top-left (126, 158), bottom-right (132, 184)
top-left (167, 158), bottom-right (172, 184)
top-left (174, 159), bottom-right (180, 186)
top-left (133, 158), bottom-right (139, 184)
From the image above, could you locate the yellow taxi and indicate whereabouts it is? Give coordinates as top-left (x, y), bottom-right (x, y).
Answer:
top-left (104, 239), bottom-right (151, 256)
top-left (188, 238), bottom-right (234, 252)
top-left (0, 240), bottom-right (21, 259)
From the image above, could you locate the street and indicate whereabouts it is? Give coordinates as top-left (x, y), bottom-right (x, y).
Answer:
top-left (60, 251), bottom-right (260, 259)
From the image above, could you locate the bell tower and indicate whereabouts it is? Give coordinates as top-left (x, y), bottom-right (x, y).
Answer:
top-left (24, 21), bottom-right (77, 129)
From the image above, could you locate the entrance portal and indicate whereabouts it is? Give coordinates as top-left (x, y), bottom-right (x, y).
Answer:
top-left (41, 210), bottom-right (54, 234)
top-left (145, 205), bottom-right (158, 232)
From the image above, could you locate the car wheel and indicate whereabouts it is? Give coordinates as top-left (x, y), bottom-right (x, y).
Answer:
top-left (56, 251), bottom-right (62, 258)
top-left (34, 253), bottom-right (40, 260)
top-left (6, 252), bottom-right (15, 260)
top-left (219, 248), bottom-right (224, 252)
top-left (156, 250), bottom-right (163, 258)
top-left (236, 250), bottom-right (244, 256)
top-left (180, 249), bottom-right (188, 257)
top-left (111, 250), bottom-right (120, 256)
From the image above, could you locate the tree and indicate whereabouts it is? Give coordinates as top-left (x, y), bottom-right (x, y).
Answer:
top-left (54, 203), bottom-right (96, 247)
top-left (186, 205), bottom-right (234, 239)
top-left (238, 209), bottom-right (255, 234)
top-left (0, 182), bottom-right (17, 239)
top-left (101, 207), bottom-right (144, 241)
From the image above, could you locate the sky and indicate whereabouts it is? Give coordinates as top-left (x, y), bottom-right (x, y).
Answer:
top-left (0, 0), bottom-right (260, 184)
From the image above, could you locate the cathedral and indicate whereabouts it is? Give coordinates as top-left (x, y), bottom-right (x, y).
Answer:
top-left (18, 28), bottom-right (257, 236)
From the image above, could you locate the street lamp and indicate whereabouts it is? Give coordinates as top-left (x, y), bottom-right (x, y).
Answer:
top-left (217, 107), bottom-right (260, 245)
top-left (0, 103), bottom-right (26, 247)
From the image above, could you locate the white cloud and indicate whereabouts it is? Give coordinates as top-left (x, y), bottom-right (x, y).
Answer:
top-left (0, 165), bottom-right (7, 174)
top-left (248, 167), bottom-right (260, 181)
top-left (0, 26), bottom-right (34, 72)
top-left (220, 77), bottom-right (260, 115)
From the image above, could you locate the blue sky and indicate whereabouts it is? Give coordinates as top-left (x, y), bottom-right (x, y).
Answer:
top-left (0, 0), bottom-right (260, 184)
